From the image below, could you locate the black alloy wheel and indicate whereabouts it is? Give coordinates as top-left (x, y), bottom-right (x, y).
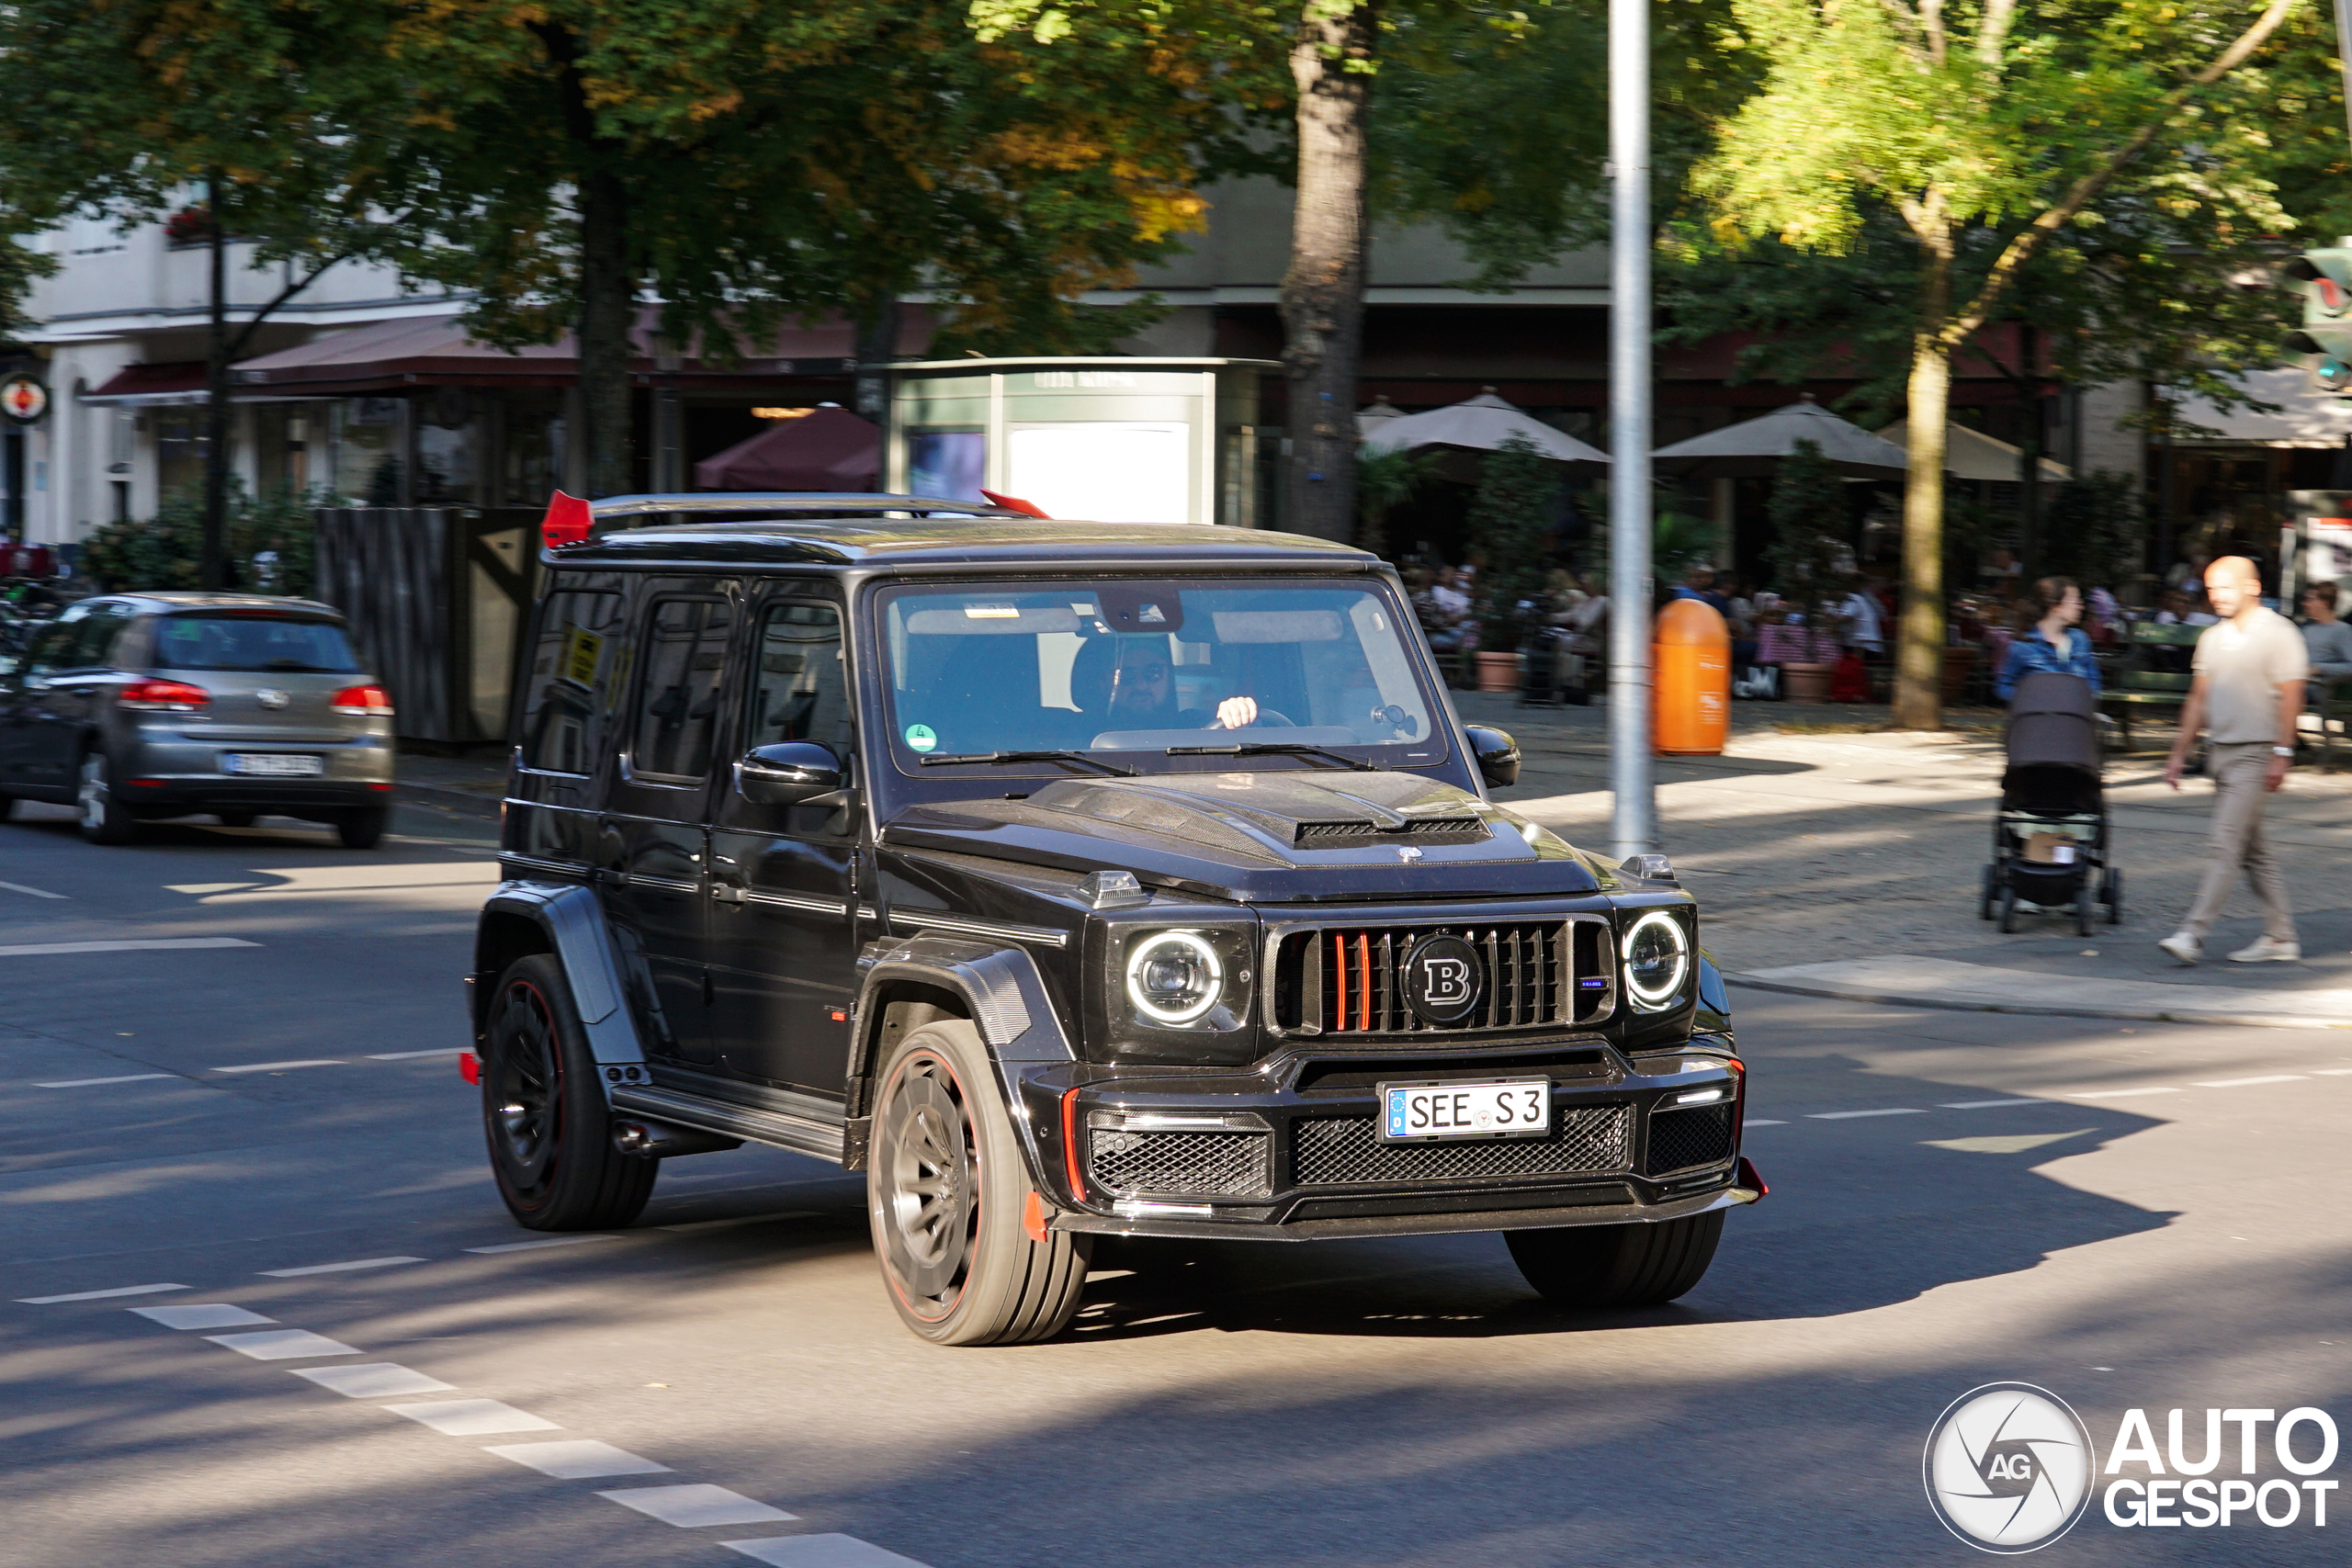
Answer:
top-left (874, 1047), bottom-right (979, 1319)
top-left (482, 953), bottom-right (654, 1231)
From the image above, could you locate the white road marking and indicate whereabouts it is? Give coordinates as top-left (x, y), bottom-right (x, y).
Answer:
top-left (206, 1329), bottom-right (363, 1359)
top-left (1940, 1100), bottom-right (2047, 1110)
top-left (0, 937), bottom-right (260, 956)
top-left (0, 879), bottom-right (66, 899)
top-left (259, 1257), bottom-right (423, 1277)
top-left (1743, 1119), bottom-right (1788, 1126)
top-left (657, 1212), bottom-right (820, 1234)
top-left (367, 1050), bottom-right (458, 1060)
top-left (19, 1282), bottom-right (188, 1303)
top-left (215, 1059), bottom-right (346, 1075)
top-left (485, 1439), bottom-right (673, 1479)
top-left (36, 1074), bottom-right (176, 1089)
top-left (2069, 1088), bottom-right (2182, 1099)
top-left (2192, 1075), bottom-right (2309, 1089)
top-left (725, 1537), bottom-right (934, 1567)
top-left (464, 1235), bottom-right (620, 1253)
top-left (383, 1399), bottom-right (560, 1436)
top-left (132, 1303), bottom-right (275, 1329)
top-left (1806, 1109), bottom-right (1926, 1120)
top-left (2315, 1068), bottom-right (2352, 1076)
top-left (295, 1363), bottom-right (458, 1398)
top-left (165, 883), bottom-right (260, 895)
top-left (598, 1485), bottom-right (797, 1528)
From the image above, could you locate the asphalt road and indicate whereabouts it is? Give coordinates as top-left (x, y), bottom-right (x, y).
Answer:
top-left (6, 797), bottom-right (2349, 1566)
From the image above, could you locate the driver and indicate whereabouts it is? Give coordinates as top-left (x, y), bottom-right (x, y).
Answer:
top-left (1078, 636), bottom-right (1259, 730)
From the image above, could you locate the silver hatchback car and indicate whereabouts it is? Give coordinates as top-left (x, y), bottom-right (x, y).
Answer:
top-left (0, 592), bottom-right (397, 846)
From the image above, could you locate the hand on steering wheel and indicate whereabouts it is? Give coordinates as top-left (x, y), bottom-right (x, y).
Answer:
top-left (1211, 695), bottom-right (1259, 729)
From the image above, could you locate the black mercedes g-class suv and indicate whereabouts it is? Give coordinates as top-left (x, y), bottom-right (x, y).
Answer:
top-left (469, 494), bottom-right (1759, 1346)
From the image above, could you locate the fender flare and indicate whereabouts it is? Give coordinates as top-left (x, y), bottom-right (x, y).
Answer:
top-left (476, 881), bottom-right (648, 1089)
top-left (850, 934), bottom-right (1075, 1186)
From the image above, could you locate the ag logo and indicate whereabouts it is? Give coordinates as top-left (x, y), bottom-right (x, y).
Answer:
top-left (1402, 934), bottom-right (1483, 1024)
top-left (1925, 1382), bottom-right (2094, 1553)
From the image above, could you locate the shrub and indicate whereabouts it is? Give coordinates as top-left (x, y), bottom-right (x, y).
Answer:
top-left (1466, 434), bottom-right (1557, 651)
top-left (79, 480), bottom-right (318, 597)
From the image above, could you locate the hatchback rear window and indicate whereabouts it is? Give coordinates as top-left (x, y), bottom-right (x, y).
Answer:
top-left (153, 614), bottom-right (361, 673)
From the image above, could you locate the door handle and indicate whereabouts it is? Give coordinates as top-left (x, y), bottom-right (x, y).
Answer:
top-left (711, 885), bottom-right (746, 905)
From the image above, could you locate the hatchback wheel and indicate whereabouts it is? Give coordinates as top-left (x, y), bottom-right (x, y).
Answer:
top-left (338, 806), bottom-right (388, 850)
top-left (482, 953), bottom-right (655, 1230)
top-left (77, 750), bottom-right (137, 845)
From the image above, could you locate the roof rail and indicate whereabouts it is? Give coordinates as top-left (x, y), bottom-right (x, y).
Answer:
top-left (539, 491), bottom-right (1025, 548)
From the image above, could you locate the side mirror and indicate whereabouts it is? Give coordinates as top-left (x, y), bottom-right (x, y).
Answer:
top-left (734, 741), bottom-right (844, 807)
top-left (1464, 724), bottom-right (1520, 789)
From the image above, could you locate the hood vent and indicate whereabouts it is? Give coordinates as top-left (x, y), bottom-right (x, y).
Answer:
top-left (1295, 816), bottom-right (1489, 849)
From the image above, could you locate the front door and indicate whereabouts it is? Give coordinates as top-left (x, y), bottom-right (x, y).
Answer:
top-left (706, 594), bottom-right (860, 1098)
top-left (598, 583), bottom-right (740, 1067)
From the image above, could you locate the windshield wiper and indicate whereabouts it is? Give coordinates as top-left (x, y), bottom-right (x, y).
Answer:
top-left (920, 750), bottom-right (1138, 777)
top-left (1164, 741), bottom-right (1378, 772)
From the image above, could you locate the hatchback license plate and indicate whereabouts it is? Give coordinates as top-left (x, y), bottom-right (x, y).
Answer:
top-left (222, 753), bottom-right (324, 777)
top-left (1380, 1078), bottom-right (1551, 1142)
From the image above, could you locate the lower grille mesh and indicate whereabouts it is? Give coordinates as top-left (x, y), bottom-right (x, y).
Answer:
top-left (1293, 1106), bottom-right (1630, 1186)
top-left (1644, 1104), bottom-right (1735, 1175)
top-left (1090, 1130), bottom-right (1272, 1199)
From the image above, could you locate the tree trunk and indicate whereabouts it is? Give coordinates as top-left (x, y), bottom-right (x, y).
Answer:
top-left (200, 177), bottom-right (230, 591)
top-left (576, 167), bottom-right (634, 498)
top-left (1895, 244), bottom-right (1951, 731)
top-left (1279, 2), bottom-right (1373, 542)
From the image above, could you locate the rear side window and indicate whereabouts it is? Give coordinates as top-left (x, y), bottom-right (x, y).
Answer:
top-left (517, 589), bottom-right (626, 774)
top-left (629, 598), bottom-right (732, 780)
top-left (153, 614), bottom-right (359, 673)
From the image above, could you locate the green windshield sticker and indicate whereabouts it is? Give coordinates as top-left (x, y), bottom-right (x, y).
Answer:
top-left (904, 723), bottom-right (938, 753)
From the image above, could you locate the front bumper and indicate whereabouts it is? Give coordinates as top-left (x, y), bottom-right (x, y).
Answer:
top-left (1018, 1040), bottom-right (1757, 1242)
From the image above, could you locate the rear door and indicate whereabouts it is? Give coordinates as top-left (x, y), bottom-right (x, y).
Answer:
top-left (21, 605), bottom-right (132, 785)
top-left (0, 618), bottom-right (85, 791)
top-left (504, 584), bottom-right (627, 878)
top-left (705, 592), bottom-right (860, 1096)
top-left (598, 581), bottom-right (740, 1068)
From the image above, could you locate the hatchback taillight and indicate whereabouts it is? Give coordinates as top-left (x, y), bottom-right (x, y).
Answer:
top-left (119, 678), bottom-right (210, 712)
top-left (329, 683), bottom-right (394, 716)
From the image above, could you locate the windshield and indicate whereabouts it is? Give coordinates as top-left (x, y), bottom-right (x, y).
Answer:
top-left (877, 579), bottom-right (1442, 773)
top-left (153, 614), bottom-right (361, 674)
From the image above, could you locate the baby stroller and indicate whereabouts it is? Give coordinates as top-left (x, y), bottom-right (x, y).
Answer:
top-left (1982, 671), bottom-right (2120, 935)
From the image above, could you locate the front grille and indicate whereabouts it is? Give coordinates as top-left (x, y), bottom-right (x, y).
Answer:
top-left (1275, 920), bottom-right (1610, 1034)
top-left (1295, 817), bottom-right (1490, 849)
top-left (1089, 1129), bottom-right (1272, 1199)
top-left (1293, 1105), bottom-right (1630, 1185)
top-left (1644, 1104), bottom-right (1735, 1176)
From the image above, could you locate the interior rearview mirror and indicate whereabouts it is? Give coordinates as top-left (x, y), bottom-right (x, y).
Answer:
top-left (1463, 724), bottom-right (1520, 789)
top-left (734, 741), bottom-right (845, 807)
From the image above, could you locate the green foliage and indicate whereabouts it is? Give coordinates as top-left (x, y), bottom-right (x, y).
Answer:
top-left (1354, 444), bottom-right (1433, 559)
top-left (2040, 472), bottom-right (2146, 591)
top-left (80, 481), bottom-right (317, 597)
top-left (1465, 435), bottom-right (1557, 650)
top-left (1652, 510), bottom-right (1717, 581)
top-left (1763, 439), bottom-right (1853, 614)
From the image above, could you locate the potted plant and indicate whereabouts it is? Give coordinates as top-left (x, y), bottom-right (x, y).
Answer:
top-left (1466, 434), bottom-right (1557, 690)
top-left (1764, 437), bottom-right (1856, 702)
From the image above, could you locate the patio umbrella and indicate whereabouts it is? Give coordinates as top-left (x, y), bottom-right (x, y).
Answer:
top-left (1879, 419), bottom-right (2071, 483)
top-left (1653, 394), bottom-right (1906, 479)
top-left (1361, 388), bottom-right (1611, 469)
top-left (1355, 394), bottom-right (1406, 439)
top-left (693, 404), bottom-right (879, 491)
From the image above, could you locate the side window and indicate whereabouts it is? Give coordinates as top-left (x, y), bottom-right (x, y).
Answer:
top-left (628, 597), bottom-right (732, 780)
top-left (517, 589), bottom-right (625, 774)
top-left (22, 620), bottom-right (75, 678)
top-left (746, 602), bottom-right (851, 753)
top-left (77, 606), bottom-right (137, 670)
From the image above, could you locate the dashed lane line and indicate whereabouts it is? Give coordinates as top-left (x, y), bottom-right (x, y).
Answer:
top-left (132, 1303), bottom-right (274, 1329)
top-left (37, 1073), bottom-right (175, 1089)
top-left (216, 1059), bottom-right (346, 1075)
top-left (724, 1538), bottom-right (933, 1567)
top-left (488, 1439), bottom-right (673, 1479)
top-left (599, 1484), bottom-right (798, 1529)
top-left (368, 1050), bottom-right (460, 1060)
top-left (295, 1363), bottom-right (457, 1398)
top-left (0, 879), bottom-right (67, 899)
top-left (385, 1399), bottom-right (560, 1436)
top-left (1806, 1109), bottom-right (1927, 1121)
top-left (17, 1282), bottom-right (187, 1303)
top-left (260, 1257), bottom-right (424, 1277)
top-left (206, 1328), bottom-right (363, 1359)
top-left (0, 937), bottom-right (259, 956)
top-left (2192, 1075), bottom-right (2311, 1088)
top-left (2071, 1087), bottom-right (2184, 1100)
top-left (1940, 1100), bottom-right (2047, 1110)
top-left (464, 1235), bottom-right (620, 1254)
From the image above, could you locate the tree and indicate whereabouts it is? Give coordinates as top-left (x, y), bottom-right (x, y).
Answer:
top-left (1763, 437), bottom-right (1854, 617)
top-left (1465, 434), bottom-right (1558, 649)
top-left (1692, 0), bottom-right (2302, 730)
top-left (1354, 443), bottom-right (1432, 558)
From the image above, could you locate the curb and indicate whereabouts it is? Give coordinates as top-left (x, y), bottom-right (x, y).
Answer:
top-left (1725, 971), bottom-right (2352, 1032)
top-left (394, 781), bottom-right (503, 820)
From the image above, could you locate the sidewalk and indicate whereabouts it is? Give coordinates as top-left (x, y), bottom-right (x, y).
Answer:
top-left (1466, 690), bottom-right (2352, 1031)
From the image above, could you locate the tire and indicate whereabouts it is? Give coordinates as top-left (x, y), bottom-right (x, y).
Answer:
top-left (1978, 863), bottom-right (1997, 920)
top-left (215, 810), bottom-right (258, 829)
top-left (2075, 887), bottom-right (2095, 938)
top-left (1506, 1211), bottom-right (1724, 1310)
top-left (1996, 887), bottom-right (2018, 933)
top-left (76, 750), bottom-right (137, 845)
top-left (482, 953), bottom-right (656, 1231)
top-left (2105, 866), bottom-right (2122, 924)
top-left (867, 1019), bottom-right (1091, 1346)
top-left (337, 806), bottom-right (388, 850)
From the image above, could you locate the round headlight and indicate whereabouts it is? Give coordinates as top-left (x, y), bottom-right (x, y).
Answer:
top-left (1623, 911), bottom-right (1690, 1010)
top-left (1125, 931), bottom-right (1224, 1025)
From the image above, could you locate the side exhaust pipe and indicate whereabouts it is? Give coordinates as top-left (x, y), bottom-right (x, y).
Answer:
top-left (612, 1118), bottom-right (743, 1159)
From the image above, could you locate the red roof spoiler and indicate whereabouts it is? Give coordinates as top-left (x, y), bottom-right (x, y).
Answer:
top-left (979, 489), bottom-right (1049, 519)
top-left (541, 491), bottom-right (594, 547)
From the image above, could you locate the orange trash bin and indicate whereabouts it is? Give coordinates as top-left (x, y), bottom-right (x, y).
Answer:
top-left (1655, 598), bottom-right (1730, 755)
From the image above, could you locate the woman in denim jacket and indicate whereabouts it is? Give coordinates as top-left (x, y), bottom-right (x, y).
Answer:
top-left (1996, 576), bottom-right (2101, 701)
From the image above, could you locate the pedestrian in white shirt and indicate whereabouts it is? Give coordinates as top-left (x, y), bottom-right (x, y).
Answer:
top-left (2158, 557), bottom-right (2310, 964)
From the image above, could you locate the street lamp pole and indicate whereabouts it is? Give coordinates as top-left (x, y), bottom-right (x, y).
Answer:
top-left (1608, 0), bottom-right (1656, 859)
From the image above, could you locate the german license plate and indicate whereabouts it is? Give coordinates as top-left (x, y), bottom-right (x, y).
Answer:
top-left (221, 753), bottom-right (324, 777)
top-left (1380, 1078), bottom-right (1551, 1142)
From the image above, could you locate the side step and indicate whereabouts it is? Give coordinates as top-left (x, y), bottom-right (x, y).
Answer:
top-left (610, 1085), bottom-right (846, 1164)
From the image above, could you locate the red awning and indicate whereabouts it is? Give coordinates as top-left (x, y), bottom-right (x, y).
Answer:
top-left (692, 406), bottom-right (880, 491)
top-left (83, 362), bottom-right (209, 406)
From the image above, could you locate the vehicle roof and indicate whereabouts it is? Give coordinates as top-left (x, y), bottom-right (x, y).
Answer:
top-left (555, 516), bottom-right (1379, 571)
top-left (82, 592), bottom-right (342, 615)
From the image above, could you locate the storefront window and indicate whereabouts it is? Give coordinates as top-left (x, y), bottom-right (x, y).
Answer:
top-left (503, 400), bottom-right (567, 503)
top-left (153, 409), bottom-right (209, 502)
top-left (330, 398), bottom-right (405, 504)
top-left (253, 404), bottom-right (320, 496)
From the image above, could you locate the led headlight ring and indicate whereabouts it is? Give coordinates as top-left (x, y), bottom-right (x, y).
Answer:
top-left (1125, 931), bottom-right (1225, 1026)
top-left (1623, 910), bottom-right (1690, 1010)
